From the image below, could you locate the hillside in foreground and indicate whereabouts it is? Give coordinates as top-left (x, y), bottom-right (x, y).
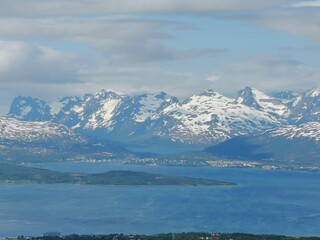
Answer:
top-left (9, 232), bottom-right (320, 240)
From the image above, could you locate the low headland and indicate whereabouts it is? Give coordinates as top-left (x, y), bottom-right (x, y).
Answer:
top-left (0, 163), bottom-right (234, 186)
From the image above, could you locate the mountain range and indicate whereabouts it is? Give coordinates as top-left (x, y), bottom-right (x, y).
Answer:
top-left (6, 87), bottom-right (319, 147)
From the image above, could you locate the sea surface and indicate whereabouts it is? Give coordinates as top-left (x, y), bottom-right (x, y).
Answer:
top-left (1, 162), bottom-right (320, 237)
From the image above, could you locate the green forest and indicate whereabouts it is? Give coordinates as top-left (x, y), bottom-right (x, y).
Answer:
top-left (10, 232), bottom-right (320, 240)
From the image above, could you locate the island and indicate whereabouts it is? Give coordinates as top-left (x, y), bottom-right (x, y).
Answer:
top-left (0, 163), bottom-right (234, 186)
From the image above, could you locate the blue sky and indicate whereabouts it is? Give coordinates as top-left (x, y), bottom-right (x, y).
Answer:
top-left (0, 0), bottom-right (320, 114)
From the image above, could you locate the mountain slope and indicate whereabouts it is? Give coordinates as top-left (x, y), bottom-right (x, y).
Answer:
top-left (8, 96), bottom-right (52, 121)
top-left (95, 92), bottom-right (179, 141)
top-left (0, 117), bottom-right (137, 163)
top-left (204, 122), bottom-right (320, 165)
top-left (0, 117), bottom-right (84, 144)
top-left (289, 88), bottom-right (320, 124)
top-left (269, 122), bottom-right (320, 143)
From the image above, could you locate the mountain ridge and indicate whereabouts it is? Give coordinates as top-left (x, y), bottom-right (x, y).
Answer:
top-left (6, 87), bottom-right (320, 146)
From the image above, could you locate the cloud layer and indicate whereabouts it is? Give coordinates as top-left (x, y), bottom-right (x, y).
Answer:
top-left (0, 41), bottom-right (84, 84)
top-left (213, 54), bottom-right (320, 95)
top-left (0, 0), bottom-right (292, 17)
top-left (0, 0), bottom-right (320, 115)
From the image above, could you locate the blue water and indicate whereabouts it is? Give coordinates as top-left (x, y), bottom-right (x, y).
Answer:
top-left (1, 162), bottom-right (320, 237)
top-left (127, 147), bottom-right (201, 154)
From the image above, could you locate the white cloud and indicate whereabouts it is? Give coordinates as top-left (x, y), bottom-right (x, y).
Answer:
top-left (0, 18), bottom-right (224, 63)
top-left (205, 75), bottom-right (221, 82)
top-left (213, 54), bottom-right (320, 95)
top-left (1, 1), bottom-right (319, 47)
top-left (0, 41), bottom-right (84, 84)
top-left (0, 40), bottom-right (219, 114)
top-left (291, 1), bottom-right (320, 7)
top-left (0, 0), bottom-right (292, 17)
top-left (257, 9), bottom-right (320, 43)
top-left (74, 64), bottom-right (213, 99)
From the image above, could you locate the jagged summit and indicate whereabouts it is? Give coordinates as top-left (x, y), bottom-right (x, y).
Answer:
top-left (236, 86), bottom-right (289, 118)
top-left (154, 88), bottom-right (280, 145)
top-left (236, 87), bottom-right (263, 109)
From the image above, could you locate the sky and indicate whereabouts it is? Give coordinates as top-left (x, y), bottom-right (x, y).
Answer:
top-left (1, 0), bottom-right (320, 115)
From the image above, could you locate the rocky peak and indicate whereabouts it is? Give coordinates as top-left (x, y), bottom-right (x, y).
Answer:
top-left (8, 96), bottom-right (52, 121)
top-left (236, 87), bottom-right (289, 118)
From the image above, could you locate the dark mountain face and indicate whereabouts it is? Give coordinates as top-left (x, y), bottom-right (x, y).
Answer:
top-left (204, 122), bottom-right (320, 164)
top-left (272, 91), bottom-right (297, 101)
top-left (236, 87), bottom-right (263, 110)
top-left (204, 136), bottom-right (273, 161)
top-left (8, 96), bottom-right (52, 121)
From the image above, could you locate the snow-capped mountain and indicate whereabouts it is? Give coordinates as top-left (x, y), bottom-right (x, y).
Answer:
top-left (68, 90), bottom-right (127, 131)
top-left (149, 89), bottom-right (281, 145)
top-left (128, 92), bottom-right (178, 123)
top-left (6, 87), bottom-right (320, 146)
top-left (0, 117), bottom-right (85, 144)
top-left (101, 91), bottom-right (179, 140)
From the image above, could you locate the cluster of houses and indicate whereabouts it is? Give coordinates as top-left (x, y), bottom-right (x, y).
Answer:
top-left (200, 233), bottom-right (234, 240)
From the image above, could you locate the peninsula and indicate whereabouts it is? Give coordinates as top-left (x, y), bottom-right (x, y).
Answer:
top-left (0, 163), bottom-right (234, 186)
